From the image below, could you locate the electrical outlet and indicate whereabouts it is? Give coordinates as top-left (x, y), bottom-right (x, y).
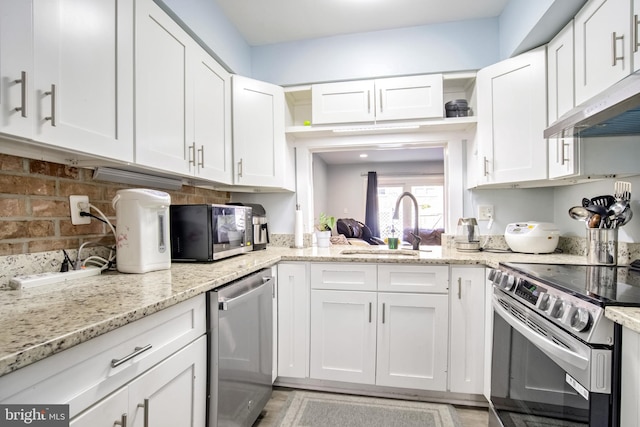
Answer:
top-left (478, 205), bottom-right (494, 221)
top-left (69, 195), bottom-right (90, 225)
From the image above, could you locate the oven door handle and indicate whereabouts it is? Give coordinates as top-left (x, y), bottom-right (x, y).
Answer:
top-left (493, 298), bottom-right (589, 370)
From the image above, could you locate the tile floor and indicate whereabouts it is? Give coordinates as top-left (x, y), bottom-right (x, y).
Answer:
top-left (253, 388), bottom-right (489, 427)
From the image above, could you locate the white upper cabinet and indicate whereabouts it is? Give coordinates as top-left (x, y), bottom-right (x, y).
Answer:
top-left (135, 0), bottom-right (191, 175)
top-left (547, 20), bottom-right (578, 179)
top-left (0, 0), bottom-right (134, 162)
top-left (574, 0), bottom-right (632, 105)
top-left (191, 47), bottom-right (232, 183)
top-left (635, 0), bottom-right (640, 71)
top-left (311, 74), bottom-right (444, 125)
top-left (476, 46), bottom-right (548, 186)
top-left (232, 75), bottom-right (288, 188)
top-left (0, 0), bottom-right (33, 139)
top-left (135, 0), bottom-right (232, 183)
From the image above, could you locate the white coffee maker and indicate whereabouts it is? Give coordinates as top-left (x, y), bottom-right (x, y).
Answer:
top-left (112, 189), bottom-right (171, 273)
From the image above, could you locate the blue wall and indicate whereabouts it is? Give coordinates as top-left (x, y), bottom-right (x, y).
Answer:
top-left (156, 0), bottom-right (583, 86)
top-left (251, 19), bottom-right (500, 86)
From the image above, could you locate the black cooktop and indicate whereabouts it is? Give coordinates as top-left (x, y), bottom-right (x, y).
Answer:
top-left (502, 262), bottom-right (640, 306)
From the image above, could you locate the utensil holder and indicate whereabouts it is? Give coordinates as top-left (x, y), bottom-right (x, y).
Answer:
top-left (586, 228), bottom-right (618, 265)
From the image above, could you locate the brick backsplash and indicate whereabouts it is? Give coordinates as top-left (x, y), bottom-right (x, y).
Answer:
top-left (0, 153), bottom-right (230, 256)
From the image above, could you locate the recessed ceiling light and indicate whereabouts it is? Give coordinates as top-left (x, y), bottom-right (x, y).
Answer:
top-left (359, 154), bottom-right (368, 158)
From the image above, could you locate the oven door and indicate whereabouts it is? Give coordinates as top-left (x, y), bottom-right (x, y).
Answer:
top-left (490, 289), bottom-right (612, 427)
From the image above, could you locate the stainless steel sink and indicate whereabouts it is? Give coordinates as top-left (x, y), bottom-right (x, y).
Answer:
top-left (339, 248), bottom-right (420, 257)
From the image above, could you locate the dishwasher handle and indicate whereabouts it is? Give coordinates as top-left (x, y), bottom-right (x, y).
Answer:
top-left (218, 274), bottom-right (273, 311)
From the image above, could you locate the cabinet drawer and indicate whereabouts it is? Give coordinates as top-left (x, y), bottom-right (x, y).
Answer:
top-left (0, 295), bottom-right (206, 418)
top-left (378, 265), bottom-right (448, 293)
top-left (310, 263), bottom-right (376, 291)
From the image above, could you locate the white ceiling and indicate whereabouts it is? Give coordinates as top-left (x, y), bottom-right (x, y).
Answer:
top-left (315, 146), bottom-right (444, 165)
top-left (213, 0), bottom-right (511, 46)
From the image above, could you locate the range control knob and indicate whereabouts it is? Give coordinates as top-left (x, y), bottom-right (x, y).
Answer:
top-left (492, 271), bottom-right (503, 285)
top-left (538, 293), bottom-right (551, 311)
top-left (487, 268), bottom-right (498, 282)
top-left (570, 308), bottom-right (592, 332)
top-left (551, 300), bottom-right (566, 319)
top-left (500, 274), bottom-right (515, 291)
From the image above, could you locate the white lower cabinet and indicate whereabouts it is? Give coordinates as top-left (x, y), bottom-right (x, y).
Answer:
top-left (70, 336), bottom-right (206, 427)
top-left (621, 326), bottom-right (640, 426)
top-left (308, 263), bottom-right (449, 391)
top-left (376, 292), bottom-right (448, 390)
top-left (0, 296), bottom-right (206, 421)
top-left (449, 267), bottom-right (486, 394)
top-left (310, 290), bottom-right (377, 384)
top-left (277, 262), bottom-right (310, 379)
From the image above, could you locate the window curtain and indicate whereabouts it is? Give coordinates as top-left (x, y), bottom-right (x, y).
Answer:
top-left (365, 171), bottom-right (380, 237)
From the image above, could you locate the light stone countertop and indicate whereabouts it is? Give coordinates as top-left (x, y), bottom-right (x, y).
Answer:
top-left (605, 307), bottom-right (640, 334)
top-left (0, 245), bottom-right (589, 377)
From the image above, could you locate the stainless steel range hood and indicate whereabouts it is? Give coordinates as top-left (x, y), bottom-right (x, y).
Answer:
top-left (544, 70), bottom-right (640, 138)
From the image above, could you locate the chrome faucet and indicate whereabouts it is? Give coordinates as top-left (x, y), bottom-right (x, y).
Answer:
top-left (392, 192), bottom-right (421, 250)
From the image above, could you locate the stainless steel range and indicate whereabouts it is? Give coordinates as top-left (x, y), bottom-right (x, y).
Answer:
top-left (488, 262), bottom-right (640, 427)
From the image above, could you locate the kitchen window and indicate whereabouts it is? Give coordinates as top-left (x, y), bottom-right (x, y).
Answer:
top-left (377, 175), bottom-right (444, 239)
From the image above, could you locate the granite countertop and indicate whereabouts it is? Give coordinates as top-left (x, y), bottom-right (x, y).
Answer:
top-left (605, 307), bottom-right (640, 334)
top-left (0, 245), bottom-right (588, 378)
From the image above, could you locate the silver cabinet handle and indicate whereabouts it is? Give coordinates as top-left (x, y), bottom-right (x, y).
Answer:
top-left (612, 32), bottom-right (624, 66)
top-left (560, 141), bottom-right (569, 166)
top-left (382, 302), bottom-right (386, 324)
top-left (115, 414), bottom-right (127, 427)
top-left (237, 158), bottom-right (243, 178)
top-left (367, 90), bottom-right (371, 114)
top-left (198, 145), bottom-right (204, 169)
top-left (14, 71), bottom-right (27, 118)
top-left (458, 277), bottom-right (462, 299)
top-left (137, 399), bottom-right (149, 427)
top-left (111, 344), bottom-right (152, 368)
top-left (44, 84), bottom-right (56, 126)
top-left (379, 89), bottom-right (383, 113)
top-left (368, 302), bottom-right (372, 323)
top-left (483, 156), bottom-right (489, 177)
top-left (188, 142), bottom-right (196, 167)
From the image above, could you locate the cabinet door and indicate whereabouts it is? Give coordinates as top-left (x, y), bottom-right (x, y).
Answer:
top-left (310, 290), bottom-right (377, 384)
top-left (476, 46), bottom-right (547, 185)
top-left (0, 0), bottom-right (33, 138)
top-left (192, 46), bottom-right (232, 183)
top-left (311, 80), bottom-right (375, 124)
top-left (375, 74), bottom-right (444, 121)
top-left (575, 0), bottom-right (632, 105)
top-left (621, 327), bottom-right (640, 427)
top-left (449, 267), bottom-right (485, 394)
top-left (33, 0), bottom-right (134, 162)
top-left (277, 263), bottom-right (309, 379)
top-left (70, 387), bottom-right (128, 427)
top-left (232, 75), bottom-right (286, 187)
top-left (127, 336), bottom-right (206, 427)
top-left (547, 21), bottom-right (578, 179)
top-left (135, 0), bottom-right (191, 175)
top-left (376, 292), bottom-right (448, 390)
top-left (635, 0), bottom-right (640, 71)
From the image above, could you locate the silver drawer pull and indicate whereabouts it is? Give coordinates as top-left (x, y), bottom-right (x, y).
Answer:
top-left (115, 413), bottom-right (127, 427)
top-left (137, 399), bottom-right (149, 427)
top-left (111, 344), bottom-right (153, 368)
top-left (44, 84), bottom-right (56, 126)
top-left (14, 71), bottom-right (27, 118)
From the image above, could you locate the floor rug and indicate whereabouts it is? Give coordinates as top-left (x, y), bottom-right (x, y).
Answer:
top-left (274, 390), bottom-right (462, 427)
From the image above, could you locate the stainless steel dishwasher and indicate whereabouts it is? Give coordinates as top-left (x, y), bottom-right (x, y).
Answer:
top-left (207, 268), bottom-right (273, 427)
